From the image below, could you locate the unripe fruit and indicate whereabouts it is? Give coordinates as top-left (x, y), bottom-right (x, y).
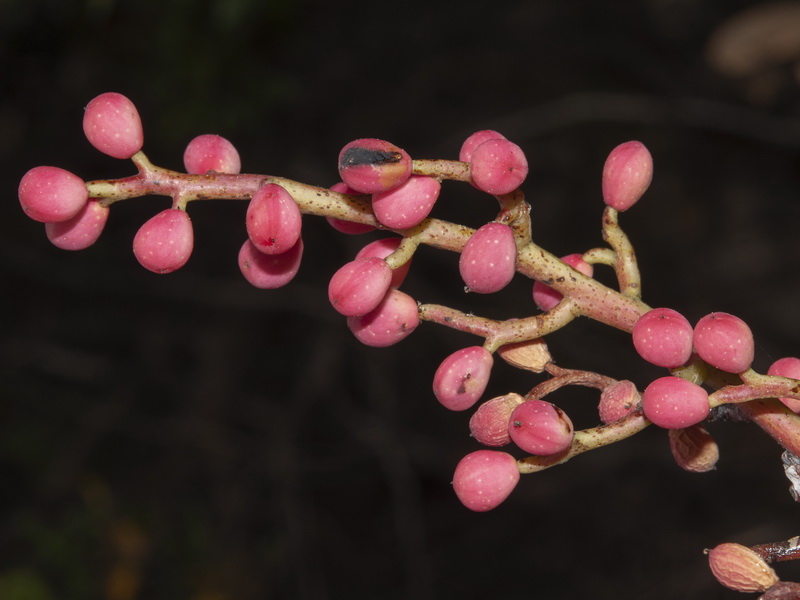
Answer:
top-left (325, 182), bottom-right (375, 235)
top-left (432, 346), bottom-right (494, 411)
top-left (459, 130), bottom-right (506, 163)
top-left (693, 312), bottom-right (755, 374)
top-left (470, 393), bottom-right (525, 446)
top-left (767, 357), bottom-right (800, 413)
top-left (346, 289), bottom-right (419, 347)
top-left (183, 134), bottom-right (241, 174)
top-left (45, 199), bottom-right (109, 250)
top-left (19, 166), bottom-right (88, 223)
top-left (632, 307), bottom-right (694, 368)
top-left (452, 450), bottom-right (520, 512)
top-left (509, 400), bottom-right (574, 456)
top-left (83, 92), bottom-right (144, 159)
top-left (372, 175), bottom-right (441, 229)
top-left (602, 140), bottom-right (653, 211)
top-left (246, 183), bottom-right (302, 255)
top-left (459, 222), bottom-right (517, 294)
top-left (338, 138), bottom-right (412, 194)
top-left (707, 542), bottom-right (779, 593)
top-left (532, 253), bottom-right (593, 311)
top-left (132, 208), bottom-right (193, 274)
top-left (328, 257), bottom-right (393, 317)
top-left (238, 238), bottom-right (303, 289)
top-left (355, 237), bottom-right (411, 288)
top-left (641, 376), bottom-right (710, 429)
top-left (669, 425), bottom-right (719, 473)
top-left (469, 138), bottom-right (529, 195)
top-left (598, 380), bottom-right (640, 424)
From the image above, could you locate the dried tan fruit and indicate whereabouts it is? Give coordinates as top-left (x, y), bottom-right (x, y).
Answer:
top-left (497, 338), bottom-right (551, 373)
top-left (707, 542), bottom-right (779, 593)
top-left (669, 425), bottom-right (719, 473)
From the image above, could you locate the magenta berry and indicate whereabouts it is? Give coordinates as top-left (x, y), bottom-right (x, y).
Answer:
top-left (132, 208), bottom-right (194, 274)
top-left (601, 140), bottom-right (653, 211)
top-left (470, 393), bottom-right (525, 446)
top-left (632, 307), bottom-right (694, 368)
top-left (509, 399), bottom-right (574, 456)
top-left (767, 357), bottom-right (800, 413)
top-left (346, 289), bottom-right (419, 348)
top-left (452, 450), bottom-right (520, 512)
top-left (238, 238), bottom-right (303, 289)
top-left (371, 175), bottom-right (441, 229)
top-left (469, 138), bottom-right (528, 195)
top-left (325, 182), bottom-right (376, 235)
top-left (82, 92), bottom-right (144, 159)
top-left (337, 138), bottom-right (412, 194)
top-left (532, 253), bottom-right (593, 311)
top-left (693, 312), bottom-right (755, 374)
top-left (19, 166), bottom-right (88, 223)
top-left (432, 346), bottom-right (494, 411)
top-left (459, 222), bottom-right (517, 294)
top-left (459, 130), bottom-right (506, 163)
top-left (183, 134), bottom-right (241, 174)
top-left (328, 257), bottom-right (393, 317)
top-left (246, 183), bottom-right (302, 255)
top-left (355, 237), bottom-right (411, 288)
top-left (45, 199), bottom-right (109, 250)
top-left (641, 376), bottom-right (709, 429)
top-left (598, 380), bottom-right (640, 424)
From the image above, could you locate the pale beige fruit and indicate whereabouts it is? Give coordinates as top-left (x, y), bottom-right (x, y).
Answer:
top-left (707, 542), bottom-right (779, 593)
top-left (497, 338), bottom-right (551, 373)
top-left (669, 425), bottom-right (719, 473)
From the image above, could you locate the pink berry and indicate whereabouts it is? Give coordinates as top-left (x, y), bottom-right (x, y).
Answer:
top-left (355, 237), bottom-right (411, 288)
top-left (693, 312), bottom-right (755, 373)
top-left (246, 183), bottom-right (302, 255)
top-left (238, 238), bottom-right (303, 289)
top-left (346, 289), bottom-right (419, 348)
top-left (532, 253), bottom-right (593, 311)
top-left (469, 393), bottom-right (525, 446)
top-left (509, 400), bottom-right (574, 456)
top-left (132, 208), bottom-right (193, 274)
top-left (45, 199), bottom-right (109, 250)
top-left (601, 141), bottom-right (653, 211)
top-left (632, 307), bottom-right (694, 368)
top-left (432, 346), bottom-right (494, 411)
top-left (338, 138), bottom-right (412, 194)
top-left (459, 130), bottom-right (506, 162)
top-left (767, 357), bottom-right (800, 413)
top-left (19, 166), bottom-right (88, 223)
top-left (598, 380), bottom-right (640, 424)
top-left (183, 134), bottom-right (241, 174)
top-left (452, 450), bottom-right (520, 512)
top-left (328, 257), bottom-right (393, 317)
top-left (641, 376), bottom-right (709, 429)
top-left (325, 182), bottom-right (376, 234)
top-left (371, 175), bottom-right (441, 230)
top-left (83, 92), bottom-right (144, 159)
top-left (459, 222), bottom-right (517, 294)
top-left (469, 138), bottom-right (528, 195)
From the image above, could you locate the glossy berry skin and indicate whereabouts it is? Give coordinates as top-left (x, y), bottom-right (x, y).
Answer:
top-left (509, 400), bottom-right (574, 456)
top-left (371, 175), bottom-right (441, 229)
top-left (767, 357), bottom-right (800, 413)
top-left (19, 166), bottom-right (89, 223)
top-left (632, 307), bottom-right (694, 368)
top-left (641, 376), bottom-right (709, 429)
top-left (246, 183), bottom-right (302, 255)
top-left (325, 182), bottom-right (375, 235)
top-left (693, 312), bottom-right (755, 374)
top-left (355, 237), bottom-right (411, 288)
top-left (82, 92), bottom-right (144, 159)
top-left (328, 257), bottom-right (393, 317)
top-left (346, 289), bottom-right (419, 348)
top-left (532, 253), bottom-right (593, 311)
top-left (432, 346), bottom-right (494, 411)
top-left (452, 450), bottom-right (520, 512)
top-left (459, 222), bottom-right (517, 294)
top-left (183, 134), bottom-right (241, 174)
top-left (238, 238), bottom-right (303, 289)
top-left (132, 208), bottom-right (193, 274)
top-left (45, 199), bottom-right (109, 250)
top-left (338, 138), bottom-right (412, 194)
top-left (469, 393), bottom-right (525, 446)
top-left (602, 140), bottom-right (653, 211)
top-left (459, 130), bottom-right (506, 163)
top-left (469, 138), bottom-right (528, 195)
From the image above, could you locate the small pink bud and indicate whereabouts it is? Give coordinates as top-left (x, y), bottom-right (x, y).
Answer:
top-left (598, 380), bottom-right (640, 424)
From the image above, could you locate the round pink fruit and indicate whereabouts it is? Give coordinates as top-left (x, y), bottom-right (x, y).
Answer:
top-left (432, 346), bottom-right (494, 412)
top-left (641, 376), bottom-right (709, 429)
top-left (133, 208), bottom-right (194, 274)
top-left (601, 140), bottom-right (653, 211)
top-left (83, 92), bottom-right (144, 159)
top-left (508, 400), bottom-right (574, 455)
top-left (452, 450), bottom-right (520, 512)
top-left (459, 222), bottom-right (517, 294)
top-left (632, 307), bottom-right (694, 368)
top-left (19, 166), bottom-right (88, 223)
top-left (693, 312), bottom-right (755, 374)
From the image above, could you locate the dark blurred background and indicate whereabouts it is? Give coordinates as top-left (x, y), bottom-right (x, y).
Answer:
top-left (2, 1), bottom-right (800, 598)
